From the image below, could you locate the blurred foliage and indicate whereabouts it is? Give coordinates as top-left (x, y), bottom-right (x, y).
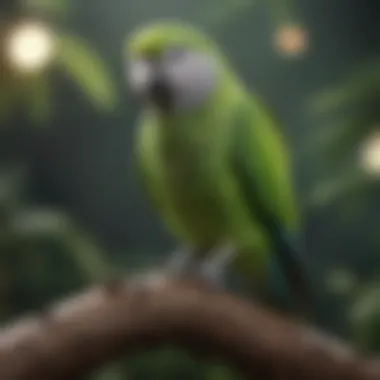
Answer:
top-left (56, 34), bottom-right (117, 112)
top-left (315, 59), bottom-right (380, 347)
top-left (307, 59), bottom-right (380, 208)
top-left (311, 59), bottom-right (380, 118)
top-left (0, 0), bottom-right (117, 125)
top-left (307, 168), bottom-right (367, 208)
top-left (326, 268), bottom-right (380, 353)
top-left (349, 282), bottom-right (380, 351)
top-left (92, 350), bottom-right (245, 380)
top-left (325, 268), bottom-right (358, 297)
top-left (0, 166), bottom-right (112, 317)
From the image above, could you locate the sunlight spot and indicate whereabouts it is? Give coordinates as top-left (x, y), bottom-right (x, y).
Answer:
top-left (359, 131), bottom-right (380, 176)
top-left (5, 21), bottom-right (56, 74)
top-left (274, 24), bottom-right (309, 58)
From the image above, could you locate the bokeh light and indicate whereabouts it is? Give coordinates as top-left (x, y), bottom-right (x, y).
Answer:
top-left (273, 24), bottom-right (308, 58)
top-left (359, 131), bottom-right (380, 176)
top-left (5, 21), bottom-right (56, 74)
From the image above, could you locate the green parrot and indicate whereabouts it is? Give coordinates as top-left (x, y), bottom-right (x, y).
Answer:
top-left (125, 21), bottom-right (312, 315)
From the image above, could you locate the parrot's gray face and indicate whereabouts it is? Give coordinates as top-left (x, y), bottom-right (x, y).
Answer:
top-left (127, 48), bottom-right (218, 112)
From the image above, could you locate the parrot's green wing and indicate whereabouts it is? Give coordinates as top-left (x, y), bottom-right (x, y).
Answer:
top-left (229, 96), bottom-right (312, 317)
top-left (133, 113), bottom-right (162, 211)
top-left (133, 112), bottom-right (184, 239)
top-left (230, 96), bottom-right (299, 231)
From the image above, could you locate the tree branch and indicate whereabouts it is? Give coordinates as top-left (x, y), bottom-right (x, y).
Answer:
top-left (0, 277), bottom-right (378, 380)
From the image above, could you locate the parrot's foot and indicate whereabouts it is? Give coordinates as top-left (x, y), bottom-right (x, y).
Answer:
top-left (198, 243), bottom-right (237, 290)
top-left (128, 270), bottom-right (169, 295)
top-left (157, 243), bottom-right (237, 290)
top-left (163, 245), bottom-right (198, 277)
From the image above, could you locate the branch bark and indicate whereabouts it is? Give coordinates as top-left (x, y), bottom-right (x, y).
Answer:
top-left (0, 277), bottom-right (378, 380)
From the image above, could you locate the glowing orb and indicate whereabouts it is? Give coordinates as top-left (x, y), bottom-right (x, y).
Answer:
top-left (274, 24), bottom-right (308, 58)
top-left (5, 21), bottom-right (56, 74)
top-left (360, 131), bottom-right (380, 176)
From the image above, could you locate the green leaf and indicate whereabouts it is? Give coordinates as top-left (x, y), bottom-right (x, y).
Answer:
top-left (306, 169), bottom-right (367, 208)
top-left (56, 34), bottom-right (117, 111)
top-left (349, 283), bottom-right (380, 349)
top-left (304, 113), bottom-right (379, 169)
top-left (10, 207), bottom-right (112, 283)
top-left (325, 268), bottom-right (358, 296)
top-left (21, 0), bottom-right (71, 17)
top-left (310, 88), bottom-right (357, 115)
top-left (327, 121), bottom-right (378, 164)
top-left (299, 121), bottom-right (348, 160)
top-left (351, 286), bottom-right (380, 326)
top-left (65, 227), bottom-right (112, 282)
top-left (10, 208), bottom-right (70, 237)
top-left (205, 363), bottom-right (242, 380)
top-left (310, 62), bottom-right (380, 115)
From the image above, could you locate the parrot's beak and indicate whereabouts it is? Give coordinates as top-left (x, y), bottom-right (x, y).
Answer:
top-left (147, 73), bottom-right (172, 110)
top-left (128, 59), bottom-right (172, 110)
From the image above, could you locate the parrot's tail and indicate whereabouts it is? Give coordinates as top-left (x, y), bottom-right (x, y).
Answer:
top-left (267, 228), bottom-right (315, 320)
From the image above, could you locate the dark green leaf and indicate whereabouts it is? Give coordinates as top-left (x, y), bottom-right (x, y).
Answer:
top-left (310, 63), bottom-right (380, 115)
top-left (56, 34), bottom-right (117, 111)
top-left (306, 169), bottom-right (367, 208)
top-left (325, 268), bottom-right (358, 296)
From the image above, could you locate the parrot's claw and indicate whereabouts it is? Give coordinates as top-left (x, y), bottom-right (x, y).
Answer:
top-left (149, 243), bottom-right (237, 291)
top-left (164, 245), bottom-right (197, 276)
top-left (198, 262), bottom-right (225, 289)
top-left (128, 270), bottom-right (169, 294)
top-left (199, 244), bottom-right (237, 289)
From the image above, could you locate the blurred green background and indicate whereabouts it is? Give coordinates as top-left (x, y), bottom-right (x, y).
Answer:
top-left (1, 0), bottom-right (380, 378)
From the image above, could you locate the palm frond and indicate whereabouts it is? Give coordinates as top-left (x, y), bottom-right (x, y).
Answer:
top-left (310, 61), bottom-right (380, 115)
top-left (304, 108), bottom-right (380, 172)
top-left (56, 34), bottom-right (117, 111)
top-left (325, 120), bottom-right (375, 164)
top-left (63, 226), bottom-right (114, 282)
top-left (9, 208), bottom-right (112, 282)
top-left (306, 169), bottom-right (368, 209)
top-left (310, 88), bottom-right (359, 115)
top-left (307, 59), bottom-right (380, 183)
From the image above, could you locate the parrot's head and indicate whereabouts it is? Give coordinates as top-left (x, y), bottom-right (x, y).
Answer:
top-left (125, 21), bottom-right (228, 112)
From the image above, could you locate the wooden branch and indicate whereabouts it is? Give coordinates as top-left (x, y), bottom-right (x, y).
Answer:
top-left (0, 277), bottom-right (378, 380)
